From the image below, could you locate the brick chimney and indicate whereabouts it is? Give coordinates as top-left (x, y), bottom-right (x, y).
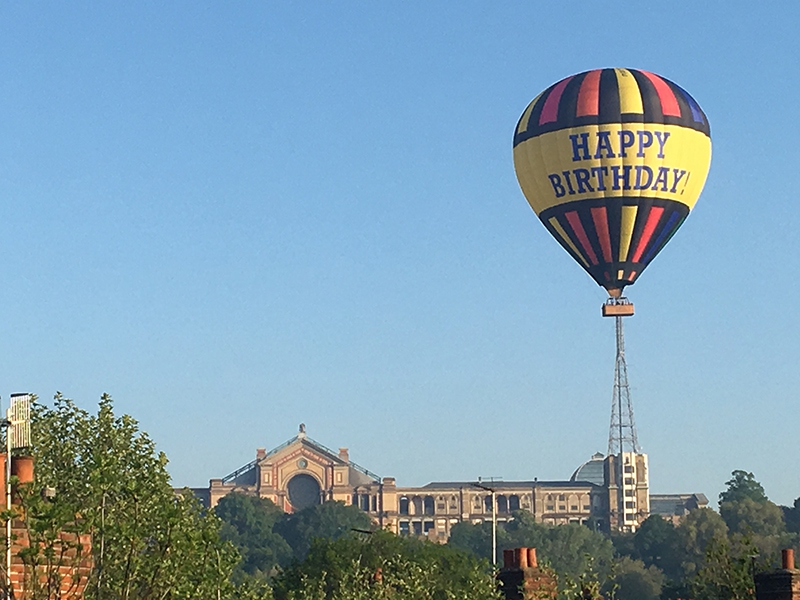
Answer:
top-left (497, 547), bottom-right (557, 600)
top-left (338, 448), bottom-right (349, 462)
top-left (3, 452), bottom-right (93, 599)
top-left (755, 549), bottom-right (800, 600)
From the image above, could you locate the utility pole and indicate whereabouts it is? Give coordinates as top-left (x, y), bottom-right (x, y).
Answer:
top-left (473, 479), bottom-right (499, 566)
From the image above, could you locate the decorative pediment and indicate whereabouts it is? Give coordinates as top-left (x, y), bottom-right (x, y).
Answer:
top-left (259, 438), bottom-right (347, 470)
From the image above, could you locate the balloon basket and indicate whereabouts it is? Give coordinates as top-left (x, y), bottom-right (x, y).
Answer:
top-left (602, 297), bottom-right (634, 318)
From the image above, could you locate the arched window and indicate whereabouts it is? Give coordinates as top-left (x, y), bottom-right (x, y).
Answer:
top-left (399, 496), bottom-right (409, 515)
top-left (497, 495), bottom-right (508, 513)
top-left (423, 496), bottom-right (435, 515)
top-left (412, 496), bottom-right (423, 515)
top-left (484, 496), bottom-right (493, 513)
top-left (509, 495), bottom-right (520, 511)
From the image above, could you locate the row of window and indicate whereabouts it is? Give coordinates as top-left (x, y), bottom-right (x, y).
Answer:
top-left (544, 504), bottom-right (592, 513)
top-left (398, 494), bottom-right (524, 515)
top-left (352, 493), bottom-right (379, 512)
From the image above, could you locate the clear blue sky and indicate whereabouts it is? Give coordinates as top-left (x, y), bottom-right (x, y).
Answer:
top-left (0, 2), bottom-right (798, 506)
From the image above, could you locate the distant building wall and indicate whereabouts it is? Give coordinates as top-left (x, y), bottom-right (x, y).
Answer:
top-left (198, 429), bottom-right (704, 537)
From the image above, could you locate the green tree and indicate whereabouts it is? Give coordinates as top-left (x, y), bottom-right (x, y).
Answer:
top-left (216, 493), bottom-right (293, 578)
top-left (632, 515), bottom-right (682, 581)
top-left (690, 534), bottom-right (759, 600)
top-left (719, 471), bottom-right (768, 505)
top-left (720, 497), bottom-right (785, 538)
top-left (448, 511), bottom-right (614, 587)
top-left (20, 393), bottom-right (241, 600)
top-left (781, 497), bottom-right (800, 534)
top-left (447, 519), bottom-right (508, 562)
top-left (676, 507), bottom-right (729, 581)
top-left (718, 470), bottom-right (788, 560)
top-left (605, 556), bottom-right (664, 600)
top-left (274, 501), bottom-right (372, 562)
top-left (273, 530), bottom-right (500, 600)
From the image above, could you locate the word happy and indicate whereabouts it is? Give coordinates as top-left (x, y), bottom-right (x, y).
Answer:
top-left (546, 129), bottom-right (690, 198)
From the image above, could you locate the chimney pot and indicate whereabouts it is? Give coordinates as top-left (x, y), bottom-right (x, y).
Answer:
top-left (514, 547), bottom-right (529, 569)
top-left (528, 547), bottom-right (538, 568)
top-left (783, 548), bottom-right (795, 570)
top-left (503, 549), bottom-right (514, 568)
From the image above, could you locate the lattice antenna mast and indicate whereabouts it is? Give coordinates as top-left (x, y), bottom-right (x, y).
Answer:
top-left (606, 311), bottom-right (640, 457)
top-left (602, 297), bottom-right (640, 532)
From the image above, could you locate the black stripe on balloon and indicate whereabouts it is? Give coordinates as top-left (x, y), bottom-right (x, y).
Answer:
top-left (598, 68), bottom-right (621, 124)
top-left (663, 79), bottom-right (711, 136)
top-left (544, 214), bottom-right (593, 274)
top-left (641, 210), bottom-right (681, 264)
top-left (539, 199), bottom-right (689, 261)
top-left (584, 205), bottom-right (607, 269)
top-left (629, 70), bottom-right (665, 125)
top-left (513, 85), bottom-right (553, 145)
top-left (625, 197), bottom-right (656, 264)
top-left (555, 73), bottom-right (586, 129)
top-left (606, 202), bottom-right (622, 266)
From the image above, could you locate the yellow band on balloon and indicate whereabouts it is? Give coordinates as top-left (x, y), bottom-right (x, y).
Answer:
top-left (513, 123), bottom-right (711, 215)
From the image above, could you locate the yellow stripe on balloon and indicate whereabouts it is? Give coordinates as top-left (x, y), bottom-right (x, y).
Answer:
top-left (516, 92), bottom-right (543, 135)
top-left (614, 69), bottom-right (644, 114)
top-left (548, 217), bottom-right (589, 268)
top-left (618, 206), bottom-right (638, 261)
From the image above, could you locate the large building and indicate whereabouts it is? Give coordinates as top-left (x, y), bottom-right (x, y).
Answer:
top-left (196, 425), bottom-right (706, 536)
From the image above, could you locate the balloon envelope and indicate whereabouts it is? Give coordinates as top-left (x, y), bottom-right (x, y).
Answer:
top-left (513, 68), bottom-right (711, 296)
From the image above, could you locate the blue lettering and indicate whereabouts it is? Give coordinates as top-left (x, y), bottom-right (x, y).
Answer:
top-left (548, 173), bottom-right (566, 198)
top-left (611, 165), bottom-right (632, 190)
top-left (562, 171), bottom-right (576, 195)
top-left (634, 165), bottom-right (653, 189)
top-left (636, 130), bottom-right (653, 157)
top-left (618, 130), bottom-right (635, 157)
top-left (591, 166), bottom-right (608, 191)
top-left (654, 131), bottom-right (670, 158)
top-left (574, 168), bottom-right (594, 193)
top-left (593, 131), bottom-right (616, 159)
top-left (670, 169), bottom-right (687, 193)
top-left (651, 166), bottom-right (670, 191)
top-left (570, 133), bottom-right (590, 162)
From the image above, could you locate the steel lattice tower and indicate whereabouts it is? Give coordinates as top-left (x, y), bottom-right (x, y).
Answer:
top-left (607, 313), bottom-right (640, 457)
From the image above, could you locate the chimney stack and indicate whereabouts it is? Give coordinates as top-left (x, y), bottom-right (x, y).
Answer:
top-left (497, 547), bottom-right (556, 599)
top-left (755, 548), bottom-right (800, 600)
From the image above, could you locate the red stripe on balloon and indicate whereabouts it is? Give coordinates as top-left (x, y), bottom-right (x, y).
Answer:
top-left (565, 211), bottom-right (599, 265)
top-left (590, 206), bottom-right (612, 262)
top-left (576, 70), bottom-right (602, 117)
top-left (639, 71), bottom-right (681, 117)
top-left (631, 206), bottom-right (665, 262)
top-left (539, 76), bottom-right (574, 125)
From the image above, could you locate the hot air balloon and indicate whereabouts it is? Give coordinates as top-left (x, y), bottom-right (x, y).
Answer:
top-left (513, 68), bottom-right (711, 307)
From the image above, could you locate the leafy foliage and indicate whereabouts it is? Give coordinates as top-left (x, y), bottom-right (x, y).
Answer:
top-left (216, 493), bottom-right (292, 578)
top-left (449, 511), bottom-right (614, 584)
top-left (216, 495), bottom-right (373, 580)
top-left (719, 471), bottom-right (768, 505)
top-left (272, 530), bottom-right (500, 600)
top-left (20, 393), bottom-right (240, 600)
top-left (690, 534), bottom-right (759, 600)
top-left (274, 502), bottom-right (372, 561)
top-left (605, 556), bottom-right (663, 600)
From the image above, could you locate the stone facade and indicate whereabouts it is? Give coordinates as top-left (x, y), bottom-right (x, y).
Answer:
top-left (199, 428), bottom-right (704, 536)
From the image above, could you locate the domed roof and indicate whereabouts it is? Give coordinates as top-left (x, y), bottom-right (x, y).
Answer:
top-left (570, 452), bottom-right (605, 486)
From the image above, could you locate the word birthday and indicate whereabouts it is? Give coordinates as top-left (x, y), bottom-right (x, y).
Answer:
top-left (546, 129), bottom-right (690, 199)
